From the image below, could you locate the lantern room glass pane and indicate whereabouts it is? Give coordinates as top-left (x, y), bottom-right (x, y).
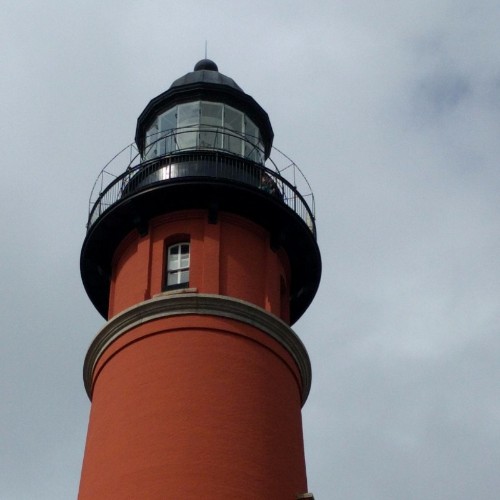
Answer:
top-left (225, 106), bottom-right (243, 132)
top-left (244, 118), bottom-right (261, 162)
top-left (141, 100), bottom-right (264, 163)
top-left (224, 106), bottom-right (243, 156)
top-left (160, 108), bottom-right (177, 154)
top-left (178, 102), bottom-right (199, 126)
top-left (145, 121), bottom-right (159, 159)
top-left (200, 102), bottom-right (223, 149)
top-left (245, 118), bottom-right (258, 142)
top-left (160, 108), bottom-right (177, 131)
top-left (200, 102), bottom-right (222, 126)
top-left (177, 102), bottom-right (199, 150)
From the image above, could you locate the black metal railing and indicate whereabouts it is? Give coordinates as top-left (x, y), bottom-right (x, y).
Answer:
top-left (87, 152), bottom-right (316, 237)
top-left (87, 131), bottom-right (316, 237)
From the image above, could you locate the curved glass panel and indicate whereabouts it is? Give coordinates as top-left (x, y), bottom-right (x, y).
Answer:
top-left (244, 117), bottom-right (260, 163)
top-left (224, 106), bottom-right (243, 156)
top-left (200, 102), bottom-right (223, 149)
top-left (176, 102), bottom-right (198, 150)
top-left (160, 108), bottom-right (176, 154)
top-left (144, 101), bottom-right (264, 163)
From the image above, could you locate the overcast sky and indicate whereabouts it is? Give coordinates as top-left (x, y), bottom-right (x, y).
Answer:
top-left (1, 1), bottom-right (499, 498)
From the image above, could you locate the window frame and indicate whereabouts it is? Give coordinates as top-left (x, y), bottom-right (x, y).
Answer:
top-left (164, 241), bottom-right (190, 290)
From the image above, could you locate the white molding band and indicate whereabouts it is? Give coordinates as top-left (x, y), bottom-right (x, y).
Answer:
top-left (84, 293), bottom-right (312, 405)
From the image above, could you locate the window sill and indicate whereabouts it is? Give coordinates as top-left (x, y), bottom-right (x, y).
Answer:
top-left (154, 287), bottom-right (198, 299)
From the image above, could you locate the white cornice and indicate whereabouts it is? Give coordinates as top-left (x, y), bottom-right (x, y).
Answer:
top-left (84, 293), bottom-right (311, 405)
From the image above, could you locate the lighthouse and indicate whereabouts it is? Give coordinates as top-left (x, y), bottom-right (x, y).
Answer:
top-left (79, 59), bottom-right (321, 499)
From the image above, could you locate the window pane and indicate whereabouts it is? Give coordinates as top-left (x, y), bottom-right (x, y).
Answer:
top-left (227, 135), bottom-right (243, 156)
top-left (177, 102), bottom-right (200, 127)
top-left (166, 243), bottom-right (190, 288)
top-left (160, 108), bottom-right (177, 155)
top-left (224, 106), bottom-right (243, 155)
top-left (200, 102), bottom-right (222, 127)
top-left (244, 117), bottom-right (264, 162)
top-left (168, 258), bottom-right (180, 271)
top-left (177, 102), bottom-right (199, 150)
top-left (160, 108), bottom-right (177, 131)
top-left (200, 102), bottom-right (222, 149)
top-left (157, 137), bottom-right (166, 156)
top-left (200, 130), bottom-right (222, 149)
top-left (168, 246), bottom-right (180, 270)
top-left (145, 122), bottom-right (159, 159)
top-left (245, 118), bottom-right (257, 140)
top-left (176, 131), bottom-right (197, 150)
top-left (245, 142), bottom-right (257, 162)
top-left (145, 121), bottom-right (157, 146)
top-left (224, 106), bottom-right (243, 132)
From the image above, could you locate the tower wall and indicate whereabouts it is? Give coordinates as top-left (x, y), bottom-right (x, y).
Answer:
top-left (79, 298), bottom-right (310, 499)
top-left (108, 210), bottom-right (290, 323)
top-left (80, 210), bottom-right (308, 498)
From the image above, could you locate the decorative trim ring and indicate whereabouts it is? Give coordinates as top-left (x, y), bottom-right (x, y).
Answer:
top-left (84, 293), bottom-right (311, 405)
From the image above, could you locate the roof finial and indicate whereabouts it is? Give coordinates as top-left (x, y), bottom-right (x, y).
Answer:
top-left (205, 40), bottom-right (208, 59)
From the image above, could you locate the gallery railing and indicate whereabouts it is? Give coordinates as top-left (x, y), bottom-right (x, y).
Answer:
top-left (87, 129), bottom-right (316, 237)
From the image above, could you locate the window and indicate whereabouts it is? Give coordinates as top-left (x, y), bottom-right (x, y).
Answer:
top-left (176, 102), bottom-right (199, 150)
top-left (144, 121), bottom-right (159, 159)
top-left (224, 106), bottom-right (244, 156)
top-left (200, 102), bottom-right (223, 149)
top-left (160, 108), bottom-right (176, 154)
top-left (143, 101), bottom-right (265, 163)
top-left (165, 242), bottom-right (190, 288)
top-left (244, 117), bottom-right (260, 162)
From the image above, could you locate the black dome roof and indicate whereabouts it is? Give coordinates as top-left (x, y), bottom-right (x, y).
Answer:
top-left (194, 59), bottom-right (219, 71)
top-left (135, 60), bottom-right (274, 157)
top-left (169, 59), bottom-right (243, 92)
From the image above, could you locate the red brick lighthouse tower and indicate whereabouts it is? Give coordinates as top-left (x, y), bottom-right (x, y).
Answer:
top-left (79, 60), bottom-right (321, 499)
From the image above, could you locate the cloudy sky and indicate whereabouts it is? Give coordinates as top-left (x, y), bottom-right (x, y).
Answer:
top-left (1, 1), bottom-right (499, 498)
